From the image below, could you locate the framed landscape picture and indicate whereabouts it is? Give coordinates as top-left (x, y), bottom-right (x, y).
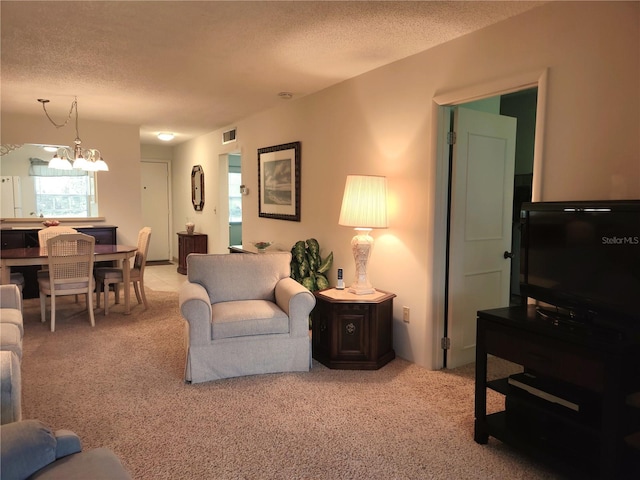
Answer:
top-left (258, 141), bottom-right (301, 221)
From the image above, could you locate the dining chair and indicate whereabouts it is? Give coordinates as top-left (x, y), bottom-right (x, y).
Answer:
top-left (95, 227), bottom-right (151, 315)
top-left (38, 233), bottom-right (96, 332)
top-left (38, 226), bottom-right (79, 253)
top-left (38, 226), bottom-right (80, 301)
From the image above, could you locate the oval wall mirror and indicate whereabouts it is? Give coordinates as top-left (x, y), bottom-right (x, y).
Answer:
top-left (191, 165), bottom-right (204, 211)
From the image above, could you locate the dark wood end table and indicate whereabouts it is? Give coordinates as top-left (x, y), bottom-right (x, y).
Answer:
top-left (311, 288), bottom-right (396, 370)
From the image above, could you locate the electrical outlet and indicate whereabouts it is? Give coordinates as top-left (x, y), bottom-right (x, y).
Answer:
top-left (402, 306), bottom-right (410, 323)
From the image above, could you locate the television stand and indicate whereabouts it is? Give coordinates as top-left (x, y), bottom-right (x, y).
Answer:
top-left (475, 305), bottom-right (640, 479)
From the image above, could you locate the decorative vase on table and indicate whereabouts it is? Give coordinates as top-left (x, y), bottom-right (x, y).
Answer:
top-left (186, 222), bottom-right (195, 235)
top-left (253, 241), bottom-right (272, 253)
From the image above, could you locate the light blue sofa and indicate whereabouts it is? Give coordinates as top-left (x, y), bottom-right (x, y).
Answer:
top-left (1, 284), bottom-right (23, 425)
top-left (0, 419), bottom-right (131, 480)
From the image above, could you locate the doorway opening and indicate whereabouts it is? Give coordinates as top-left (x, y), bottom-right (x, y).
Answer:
top-left (228, 154), bottom-right (242, 247)
top-left (433, 69), bottom-right (548, 369)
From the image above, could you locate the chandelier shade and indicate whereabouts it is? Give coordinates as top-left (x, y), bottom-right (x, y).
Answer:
top-left (48, 154), bottom-right (73, 170)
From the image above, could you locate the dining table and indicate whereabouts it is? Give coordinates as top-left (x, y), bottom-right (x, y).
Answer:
top-left (0, 244), bottom-right (138, 314)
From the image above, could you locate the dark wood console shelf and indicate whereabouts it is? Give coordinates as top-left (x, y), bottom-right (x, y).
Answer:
top-left (475, 305), bottom-right (640, 479)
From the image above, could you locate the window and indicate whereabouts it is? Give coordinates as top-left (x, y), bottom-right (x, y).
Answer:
top-left (228, 172), bottom-right (242, 223)
top-left (34, 175), bottom-right (94, 217)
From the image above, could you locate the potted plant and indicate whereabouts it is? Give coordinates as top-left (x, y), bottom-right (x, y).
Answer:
top-left (290, 238), bottom-right (333, 292)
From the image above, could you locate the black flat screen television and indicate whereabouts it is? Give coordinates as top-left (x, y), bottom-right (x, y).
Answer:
top-left (520, 200), bottom-right (640, 329)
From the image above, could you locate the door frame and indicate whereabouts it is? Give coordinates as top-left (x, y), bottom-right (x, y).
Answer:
top-left (431, 69), bottom-right (548, 369)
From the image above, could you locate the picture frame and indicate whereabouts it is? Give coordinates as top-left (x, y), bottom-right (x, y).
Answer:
top-left (258, 141), bottom-right (301, 222)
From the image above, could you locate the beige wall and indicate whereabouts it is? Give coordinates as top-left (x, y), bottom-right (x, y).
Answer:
top-left (1, 112), bottom-right (143, 246)
top-left (172, 2), bottom-right (640, 369)
top-left (141, 144), bottom-right (173, 162)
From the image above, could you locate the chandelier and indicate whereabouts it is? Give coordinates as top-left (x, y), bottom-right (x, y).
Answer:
top-left (38, 97), bottom-right (109, 172)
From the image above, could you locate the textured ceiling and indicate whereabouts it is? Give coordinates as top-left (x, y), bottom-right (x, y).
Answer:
top-left (1, 1), bottom-right (544, 145)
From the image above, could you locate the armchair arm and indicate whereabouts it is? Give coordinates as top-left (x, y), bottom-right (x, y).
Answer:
top-left (0, 420), bottom-right (81, 480)
top-left (275, 277), bottom-right (316, 338)
top-left (179, 281), bottom-right (213, 347)
top-left (0, 285), bottom-right (22, 312)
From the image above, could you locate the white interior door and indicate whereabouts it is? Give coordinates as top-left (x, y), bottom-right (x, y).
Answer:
top-left (1, 177), bottom-right (15, 218)
top-left (141, 161), bottom-right (170, 261)
top-left (447, 107), bottom-right (517, 368)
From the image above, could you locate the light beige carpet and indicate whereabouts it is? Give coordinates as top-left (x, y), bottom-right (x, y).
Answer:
top-left (19, 290), bottom-right (562, 479)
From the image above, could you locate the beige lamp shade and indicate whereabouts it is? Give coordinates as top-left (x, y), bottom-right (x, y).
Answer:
top-left (338, 175), bottom-right (388, 228)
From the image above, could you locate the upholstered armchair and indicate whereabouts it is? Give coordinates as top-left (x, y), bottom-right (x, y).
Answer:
top-left (178, 253), bottom-right (315, 383)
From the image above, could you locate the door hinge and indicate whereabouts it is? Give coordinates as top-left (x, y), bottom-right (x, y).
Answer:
top-left (441, 337), bottom-right (451, 350)
top-left (447, 131), bottom-right (457, 145)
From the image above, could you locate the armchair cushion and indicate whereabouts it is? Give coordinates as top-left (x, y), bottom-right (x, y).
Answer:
top-left (187, 252), bottom-right (290, 303)
top-left (0, 284), bottom-right (24, 358)
top-left (211, 300), bottom-right (289, 339)
top-left (0, 324), bottom-right (22, 360)
top-left (0, 284), bottom-right (22, 312)
top-left (0, 309), bottom-right (24, 339)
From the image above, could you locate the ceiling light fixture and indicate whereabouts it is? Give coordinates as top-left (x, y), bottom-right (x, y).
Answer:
top-left (38, 97), bottom-right (109, 172)
top-left (157, 132), bottom-right (175, 141)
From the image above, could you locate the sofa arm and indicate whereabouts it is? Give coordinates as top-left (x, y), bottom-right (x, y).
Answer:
top-left (0, 350), bottom-right (21, 425)
top-left (54, 429), bottom-right (82, 459)
top-left (179, 281), bottom-right (213, 347)
top-left (30, 447), bottom-right (132, 480)
top-left (0, 285), bottom-right (22, 312)
top-left (0, 420), bottom-right (81, 480)
top-left (275, 277), bottom-right (316, 338)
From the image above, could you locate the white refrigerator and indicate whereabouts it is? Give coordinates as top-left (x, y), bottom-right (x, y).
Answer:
top-left (1, 176), bottom-right (23, 218)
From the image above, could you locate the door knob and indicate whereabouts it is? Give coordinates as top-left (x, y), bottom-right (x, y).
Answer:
top-left (504, 251), bottom-right (514, 259)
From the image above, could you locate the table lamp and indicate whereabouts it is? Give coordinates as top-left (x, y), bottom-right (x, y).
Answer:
top-left (338, 175), bottom-right (388, 294)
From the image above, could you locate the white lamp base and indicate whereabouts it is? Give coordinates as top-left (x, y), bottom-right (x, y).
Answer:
top-left (349, 229), bottom-right (375, 295)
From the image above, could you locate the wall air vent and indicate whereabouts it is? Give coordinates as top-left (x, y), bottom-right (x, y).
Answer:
top-left (222, 128), bottom-right (237, 145)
